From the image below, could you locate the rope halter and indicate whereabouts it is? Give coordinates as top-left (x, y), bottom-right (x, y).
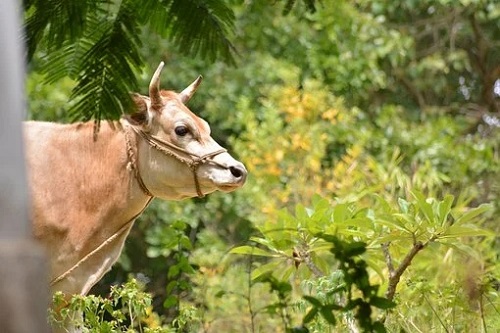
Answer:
top-left (124, 121), bottom-right (227, 198)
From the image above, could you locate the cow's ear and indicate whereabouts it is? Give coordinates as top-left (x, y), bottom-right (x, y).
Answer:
top-left (126, 93), bottom-right (150, 127)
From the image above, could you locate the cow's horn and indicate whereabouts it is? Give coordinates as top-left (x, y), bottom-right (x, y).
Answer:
top-left (149, 61), bottom-right (165, 110)
top-left (179, 75), bottom-right (203, 103)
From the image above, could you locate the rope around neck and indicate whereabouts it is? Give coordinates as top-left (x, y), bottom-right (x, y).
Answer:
top-left (50, 198), bottom-right (152, 287)
top-left (124, 125), bottom-right (154, 197)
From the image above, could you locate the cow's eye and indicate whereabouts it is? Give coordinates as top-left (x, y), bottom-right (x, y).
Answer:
top-left (174, 125), bottom-right (189, 136)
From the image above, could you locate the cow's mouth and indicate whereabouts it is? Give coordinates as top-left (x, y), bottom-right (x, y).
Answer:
top-left (218, 184), bottom-right (243, 192)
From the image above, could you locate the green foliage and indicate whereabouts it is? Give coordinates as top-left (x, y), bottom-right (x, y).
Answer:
top-left (49, 279), bottom-right (166, 332)
top-left (230, 192), bottom-right (494, 331)
top-left (24, 0), bottom-right (236, 123)
top-left (300, 235), bottom-right (395, 333)
top-left (51, 278), bottom-right (205, 332)
top-left (252, 273), bottom-right (295, 330)
top-left (280, 0), bottom-right (319, 15)
top-left (26, 72), bottom-right (75, 121)
top-left (149, 220), bottom-right (196, 312)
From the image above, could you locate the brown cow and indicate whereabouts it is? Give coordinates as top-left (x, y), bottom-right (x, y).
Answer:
top-left (24, 62), bottom-right (247, 299)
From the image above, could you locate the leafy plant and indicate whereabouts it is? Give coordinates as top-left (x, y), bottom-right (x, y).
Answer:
top-left (301, 235), bottom-right (394, 333)
top-left (49, 278), bottom-right (166, 332)
top-left (231, 193), bottom-right (494, 332)
top-left (145, 219), bottom-right (197, 324)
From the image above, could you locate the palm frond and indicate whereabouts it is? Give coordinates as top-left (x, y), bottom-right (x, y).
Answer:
top-left (24, 0), bottom-right (237, 123)
top-left (23, 0), bottom-right (103, 60)
top-left (68, 0), bottom-right (143, 123)
top-left (143, 0), bottom-right (236, 64)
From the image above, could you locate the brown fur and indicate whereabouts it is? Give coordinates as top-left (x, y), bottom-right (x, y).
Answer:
top-left (24, 121), bottom-right (151, 297)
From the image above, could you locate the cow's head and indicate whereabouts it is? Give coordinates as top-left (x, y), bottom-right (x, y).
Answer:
top-left (126, 62), bottom-right (247, 200)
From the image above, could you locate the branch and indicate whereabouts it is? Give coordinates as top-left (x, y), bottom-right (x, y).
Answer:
top-left (393, 69), bottom-right (426, 109)
top-left (385, 241), bottom-right (426, 301)
top-left (382, 242), bottom-right (394, 276)
top-left (295, 247), bottom-right (324, 278)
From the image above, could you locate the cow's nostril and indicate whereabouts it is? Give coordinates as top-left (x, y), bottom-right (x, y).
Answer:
top-left (229, 166), bottom-right (245, 178)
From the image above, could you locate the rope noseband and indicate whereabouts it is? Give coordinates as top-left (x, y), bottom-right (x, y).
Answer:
top-left (124, 120), bottom-right (227, 198)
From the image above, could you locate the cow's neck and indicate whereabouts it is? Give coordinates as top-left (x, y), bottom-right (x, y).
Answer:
top-left (36, 121), bottom-right (153, 295)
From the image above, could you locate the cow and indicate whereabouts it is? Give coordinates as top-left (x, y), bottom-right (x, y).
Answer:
top-left (24, 62), bottom-right (247, 300)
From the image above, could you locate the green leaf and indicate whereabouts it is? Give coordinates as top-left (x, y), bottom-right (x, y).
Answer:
top-left (295, 203), bottom-right (309, 222)
top-left (167, 264), bottom-right (180, 278)
top-left (393, 213), bottom-right (417, 228)
top-left (303, 296), bottom-right (322, 307)
top-left (373, 321), bottom-right (388, 333)
top-left (438, 194), bottom-right (454, 226)
top-left (171, 220), bottom-right (187, 230)
top-left (25, 0), bottom-right (237, 123)
top-left (163, 0), bottom-right (236, 64)
top-left (163, 295), bottom-right (177, 309)
top-left (441, 224), bottom-right (494, 238)
top-left (372, 194), bottom-right (393, 213)
top-left (374, 233), bottom-right (410, 244)
top-left (312, 194), bottom-right (331, 211)
top-left (365, 258), bottom-right (386, 282)
top-left (375, 217), bottom-right (411, 233)
top-left (278, 265), bottom-right (296, 281)
top-left (179, 235), bottom-right (193, 250)
top-left (277, 208), bottom-right (299, 230)
top-left (333, 203), bottom-right (349, 223)
top-left (333, 216), bottom-right (369, 230)
top-left (249, 236), bottom-right (278, 250)
top-left (398, 197), bottom-right (410, 214)
top-left (343, 241), bottom-right (367, 257)
top-left (229, 245), bottom-right (280, 257)
top-left (437, 241), bottom-right (483, 261)
top-left (319, 307), bottom-right (337, 325)
top-left (453, 204), bottom-right (492, 225)
top-left (251, 261), bottom-right (283, 280)
top-left (411, 190), bottom-right (435, 224)
top-left (165, 280), bottom-right (177, 294)
top-left (309, 240), bottom-right (334, 253)
top-left (370, 296), bottom-right (396, 309)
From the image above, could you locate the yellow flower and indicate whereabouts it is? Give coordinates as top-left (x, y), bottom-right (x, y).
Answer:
top-left (322, 108), bottom-right (339, 122)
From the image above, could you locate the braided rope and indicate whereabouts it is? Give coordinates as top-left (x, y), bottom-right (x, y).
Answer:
top-left (124, 125), bottom-right (154, 197)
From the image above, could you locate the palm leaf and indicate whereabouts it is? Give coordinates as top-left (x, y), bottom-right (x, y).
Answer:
top-left (24, 0), bottom-right (237, 123)
top-left (24, 0), bottom-right (103, 60)
top-left (163, 0), bottom-right (237, 64)
top-left (137, 0), bottom-right (236, 63)
top-left (68, 0), bottom-right (142, 123)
